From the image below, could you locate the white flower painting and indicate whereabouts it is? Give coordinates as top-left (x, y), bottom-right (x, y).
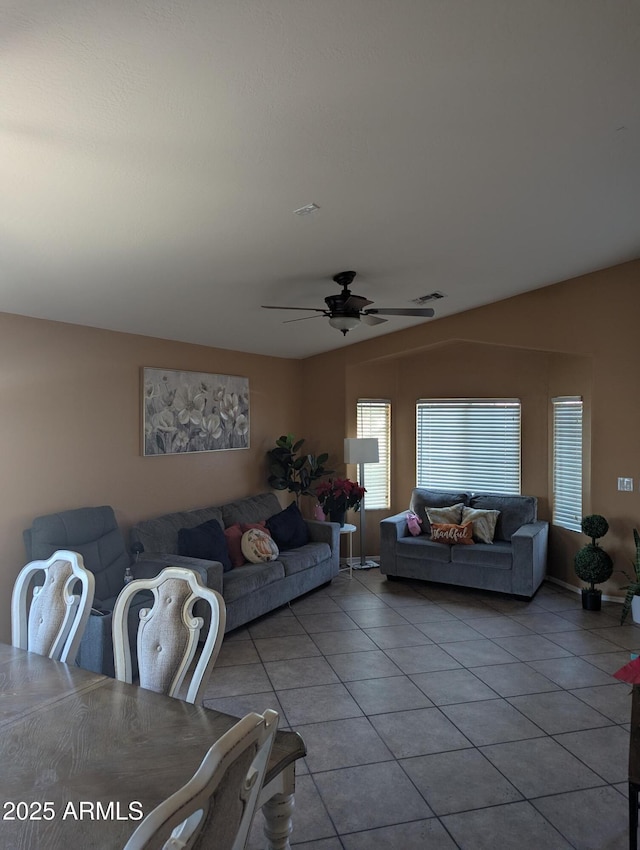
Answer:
top-left (143, 368), bottom-right (249, 455)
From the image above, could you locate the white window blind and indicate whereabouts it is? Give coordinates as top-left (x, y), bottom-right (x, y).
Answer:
top-left (552, 396), bottom-right (583, 532)
top-left (357, 400), bottom-right (391, 510)
top-left (416, 399), bottom-right (521, 494)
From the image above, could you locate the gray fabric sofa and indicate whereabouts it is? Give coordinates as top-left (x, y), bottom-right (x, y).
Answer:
top-left (23, 505), bottom-right (171, 677)
top-left (380, 488), bottom-right (548, 598)
top-left (130, 492), bottom-right (340, 632)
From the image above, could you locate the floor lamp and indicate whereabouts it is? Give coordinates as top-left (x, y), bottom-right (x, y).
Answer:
top-left (344, 437), bottom-right (379, 569)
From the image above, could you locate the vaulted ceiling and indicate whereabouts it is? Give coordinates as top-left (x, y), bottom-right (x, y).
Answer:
top-left (2, 0), bottom-right (639, 358)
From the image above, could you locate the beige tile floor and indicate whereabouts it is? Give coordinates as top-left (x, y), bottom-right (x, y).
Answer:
top-left (201, 569), bottom-right (638, 850)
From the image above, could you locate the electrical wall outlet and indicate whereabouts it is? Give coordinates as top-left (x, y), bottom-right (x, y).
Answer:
top-left (618, 477), bottom-right (634, 491)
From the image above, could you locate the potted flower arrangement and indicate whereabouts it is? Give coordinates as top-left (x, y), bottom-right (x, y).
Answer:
top-left (315, 478), bottom-right (366, 527)
top-left (574, 514), bottom-right (613, 611)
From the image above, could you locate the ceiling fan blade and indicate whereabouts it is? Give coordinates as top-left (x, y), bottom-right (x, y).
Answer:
top-left (283, 314), bottom-right (326, 324)
top-left (364, 307), bottom-right (435, 318)
top-left (343, 294), bottom-right (373, 310)
top-left (361, 314), bottom-right (388, 326)
top-left (262, 305), bottom-right (327, 313)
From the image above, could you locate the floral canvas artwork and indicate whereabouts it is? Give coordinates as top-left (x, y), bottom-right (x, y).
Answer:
top-left (143, 368), bottom-right (249, 455)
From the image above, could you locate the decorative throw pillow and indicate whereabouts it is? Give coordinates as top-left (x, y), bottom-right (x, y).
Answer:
top-left (406, 511), bottom-right (423, 536)
top-left (410, 489), bottom-right (470, 535)
top-left (265, 502), bottom-right (310, 551)
top-left (241, 528), bottom-right (279, 563)
top-left (461, 506), bottom-right (501, 544)
top-left (223, 523), bottom-right (246, 568)
top-left (430, 522), bottom-right (474, 545)
top-left (178, 519), bottom-right (233, 573)
top-left (426, 503), bottom-right (465, 530)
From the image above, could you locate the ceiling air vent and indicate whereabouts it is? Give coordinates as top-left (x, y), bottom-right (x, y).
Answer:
top-left (410, 292), bottom-right (445, 305)
top-left (293, 203), bottom-right (320, 215)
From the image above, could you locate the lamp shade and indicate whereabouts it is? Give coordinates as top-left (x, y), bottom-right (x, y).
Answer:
top-left (344, 437), bottom-right (379, 465)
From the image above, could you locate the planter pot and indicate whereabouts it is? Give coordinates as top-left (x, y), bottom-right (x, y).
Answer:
top-left (581, 587), bottom-right (602, 611)
top-left (632, 596), bottom-right (640, 624)
top-left (328, 509), bottom-right (346, 527)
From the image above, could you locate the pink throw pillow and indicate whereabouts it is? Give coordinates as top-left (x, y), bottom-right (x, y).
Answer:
top-left (224, 523), bottom-right (246, 568)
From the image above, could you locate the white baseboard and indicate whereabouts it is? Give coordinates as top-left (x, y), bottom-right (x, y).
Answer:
top-left (545, 575), bottom-right (622, 604)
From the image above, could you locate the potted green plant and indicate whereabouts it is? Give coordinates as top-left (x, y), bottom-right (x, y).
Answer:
top-left (574, 514), bottom-right (613, 611)
top-left (315, 478), bottom-right (366, 527)
top-left (267, 434), bottom-right (332, 505)
top-left (620, 528), bottom-right (640, 625)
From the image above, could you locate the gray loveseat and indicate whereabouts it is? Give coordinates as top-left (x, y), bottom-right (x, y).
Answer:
top-left (380, 488), bottom-right (548, 598)
top-left (130, 492), bottom-right (340, 632)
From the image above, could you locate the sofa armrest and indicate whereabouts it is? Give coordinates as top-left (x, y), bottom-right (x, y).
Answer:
top-left (306, 519), bottom-right (338, 547)
top-left (79, 588), bottom-right (164, 678)
top-left (379, 512), bottom-right (410, 576)
top-left (77, 610), bottom-right (115, 676)
top-left (511, 521), bottom-right (549, 597)
top-left (137, 553), bottom-right (224, 594)
top-left (305, 519), bottom-right (340, 572)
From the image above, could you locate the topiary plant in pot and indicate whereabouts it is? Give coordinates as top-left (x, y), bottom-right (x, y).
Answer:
top-left (619, 528), bottom-right (640, 625)
top-left (574, 514), bottom-right (613, 611)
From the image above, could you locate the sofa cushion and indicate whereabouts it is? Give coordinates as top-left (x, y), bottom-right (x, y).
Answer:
top-left (265, 502), bottom-right (310, 550)
top-left (461, 506), bottom-right (500, 544)
top-left (450, 540), bottom-right (514, 569)
top-left (277, 542), bottom-right (332, 576)
top-left (27, 505), bottom-right (132, 603)
top-left (224, 524), bottom-right (246, 568)
top-left (470, 494), bottom-right (537, 542)
top-left (222, 561), bottom-right (285, 604)
top-left (222, 493), bottom-right (281, 527)
top-left (241, 521), bottom-right (269, 534)
top-left (178, 519), bottom-right (233, 572)
top-left (241, 528), bottom-right (279, 563)
top-left (431, 522), bottom-right (474, 545)
top-left (131, 507), bottom-right (224, 556)
top-left (410, 489), bottom-right (470, 535)
top-left (396, 536), bottom-right (452, 563)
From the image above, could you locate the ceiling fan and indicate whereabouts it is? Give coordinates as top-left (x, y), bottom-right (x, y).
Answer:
top-left (262, 270), bottom-right (435, 335)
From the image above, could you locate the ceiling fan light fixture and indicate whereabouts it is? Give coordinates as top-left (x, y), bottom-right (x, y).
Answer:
top-left (262, 269), bottom-right (436, 335)
top-left (328, 314), bottom-right (360, 334)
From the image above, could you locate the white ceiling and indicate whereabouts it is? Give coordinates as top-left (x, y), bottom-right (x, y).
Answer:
top-left (2, 1), bottom-right (639, 359)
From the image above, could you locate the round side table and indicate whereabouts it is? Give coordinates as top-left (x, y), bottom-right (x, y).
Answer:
top-left (338, 523), bottom-right (357, 579)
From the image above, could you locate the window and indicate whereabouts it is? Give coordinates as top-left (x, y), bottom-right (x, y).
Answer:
top-left (416, 398), bottom-right (521, 493)
top-left (552, 396), bottom-right (583, 531)
top-left (357, 400), bottom-right (391, 509)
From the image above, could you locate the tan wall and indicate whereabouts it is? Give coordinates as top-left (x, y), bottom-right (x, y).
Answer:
top-left (4, 258), bottom-right (639, 641)
top-left (0, 313), bottom-right (301, 642)
top-left (301, 259), bottom-right (640, 596)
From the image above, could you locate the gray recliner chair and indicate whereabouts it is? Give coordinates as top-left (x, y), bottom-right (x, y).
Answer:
top-left (23, 506), bottom-right (169, 677)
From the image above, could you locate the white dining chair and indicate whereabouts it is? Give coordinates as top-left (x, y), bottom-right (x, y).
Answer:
top-left (11, 549), bottom-right (95, 664)
top-left (123, 709), bottom-right (279, 850)
top-left (112, 566), bottom-right (226, 705)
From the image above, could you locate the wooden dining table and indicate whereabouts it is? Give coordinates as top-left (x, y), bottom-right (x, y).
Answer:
top-left (0, 643), bottom-right (305, 849)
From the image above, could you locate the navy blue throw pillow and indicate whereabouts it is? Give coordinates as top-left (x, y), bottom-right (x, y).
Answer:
top-left (265, 502), bottom-right (310, 551)
top-left (178, 519), bottom-right (233, 572)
